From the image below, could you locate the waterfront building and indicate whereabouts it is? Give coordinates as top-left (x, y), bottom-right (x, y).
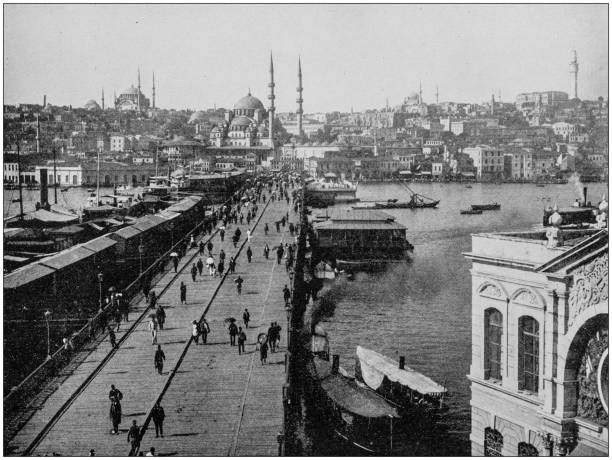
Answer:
top-left (162, 139), bottom-right (207, 164)
top-left (4, 162), bottom-right (20, 183)
top-left (465, 224), bottom-right (608, 456)
top-left (552, 122), bottom-right (578, 140)
top-left (34, 161), bottom-right (156, 186)
top-left (463, 145), bottom-right (504, 180)
top-left (110, 134), bottom-right (130, 152)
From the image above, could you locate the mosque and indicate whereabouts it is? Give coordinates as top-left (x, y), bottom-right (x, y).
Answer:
top-left (82, 69), bottom-right (156, 113)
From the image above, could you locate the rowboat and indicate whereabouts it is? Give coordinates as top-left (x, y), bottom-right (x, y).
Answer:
top-left (460, 209), bottom-right (482, 215)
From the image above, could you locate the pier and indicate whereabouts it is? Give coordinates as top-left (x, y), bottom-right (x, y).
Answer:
top-left (6, 195), bottom-right (297, 456)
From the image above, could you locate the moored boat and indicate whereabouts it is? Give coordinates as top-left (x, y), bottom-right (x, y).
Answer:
top-left (471, 202), bottom-right (501, 211)
top-left (460, 208), bottom-right (482, 215)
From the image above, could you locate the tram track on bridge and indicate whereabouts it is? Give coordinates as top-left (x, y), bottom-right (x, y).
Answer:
top-left (20, 195), bottom-right (275, 456)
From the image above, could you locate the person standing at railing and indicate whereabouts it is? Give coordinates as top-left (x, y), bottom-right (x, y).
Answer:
top-left (127, 420), bottom-right (141, 455)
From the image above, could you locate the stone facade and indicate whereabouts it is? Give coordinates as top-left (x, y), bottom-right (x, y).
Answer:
top-left (466, 230), bottom-right (608, 456)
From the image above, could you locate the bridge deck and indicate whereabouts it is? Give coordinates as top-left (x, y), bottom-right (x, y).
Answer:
top-left (7, 196), bottom-right (294, 457)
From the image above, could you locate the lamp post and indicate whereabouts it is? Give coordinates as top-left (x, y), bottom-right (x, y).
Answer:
top-left (138, 240), bottom-right (144, 275)
top-left (97, 272), bottom-right (103, 310)
top-left (44, 310), bottom-right (52, 359)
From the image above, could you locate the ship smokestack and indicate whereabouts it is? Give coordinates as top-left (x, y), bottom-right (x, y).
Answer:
top-left (399, 356), bottom-right (405, 370)
top-left (332, 354), bottom-right (340, 374)
top-left (583, 186), bottom-right (588, 207)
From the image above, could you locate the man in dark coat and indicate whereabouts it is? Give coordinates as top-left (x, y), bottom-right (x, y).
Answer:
top-left (228, 321), bottom-right (238, 346)
top-left (127, 420), bottom-right (141, 455)
top-left (151, 403), bottom-right (165, 438)
top-left (246, 246), bottom-right (253, 263)
top-left (237, 327), bottom-right (246, 355)
top-left (276, 246), bottom-right (284, 264)
top-left (154, 345), bottom-right (165, 375)
top-left (197, 258), bottom-right (204, 276)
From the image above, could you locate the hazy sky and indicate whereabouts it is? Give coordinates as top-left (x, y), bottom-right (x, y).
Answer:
top-left (3, 4), bottom-right (608, 112)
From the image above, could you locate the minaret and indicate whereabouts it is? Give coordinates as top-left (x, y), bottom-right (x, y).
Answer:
top-left (435, 86), bottom-right (439, 105)
top-left (419, 81), bottom-right (423, 105)
top-left (36, 113), bottom-right (40, 153)
top-left (137, 67), bottom-right (142, 112)
top-left (490, 93), bottom-right (495, 115)
top-left (114, 90), bottom-right (117, 109)
top-left (101, 89), bottom-right (105, 110)
top-left (296, 57), bottom-right (303, 137)
top-left (152, 72), bottom-right (156, 109)
top-left (570, 50), bottom-right (579, 99)
top-left (268, 52), bottom-right (276, 145)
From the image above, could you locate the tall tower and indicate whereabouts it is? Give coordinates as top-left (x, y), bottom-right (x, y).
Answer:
top-left (296, 57), bottom-right (303, 137)
top-left (419, 81), bottom-right (423, 105)
top-left (268, 52), bottom-right (276, 145)
top-left (152, 72), bottom-right (156, 109)
top-left (101, 89), bottom-right (105, 110)
top-left (435, 86), bottom-right (439, 105)
top-left (137, 67), bottom-right (142, 112)
top-left (490, 93), bottom-right (495, 115)
top-left (570, 50), bottom-right (579, 99)
top-left (36, 114), bottom-right (40, 154)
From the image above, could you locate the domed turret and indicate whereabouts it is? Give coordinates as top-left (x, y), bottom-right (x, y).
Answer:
top-left (84, 99), bottom-right (101, 111)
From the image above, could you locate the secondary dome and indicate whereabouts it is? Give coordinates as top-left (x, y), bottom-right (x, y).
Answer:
top-left (233, 93), bottom-right (265, 111)
top-left (84, 99), bottom-right (101, 111)
top-left (230, 115), bottom-right (254, 127)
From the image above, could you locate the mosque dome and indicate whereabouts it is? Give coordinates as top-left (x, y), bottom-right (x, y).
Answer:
top-left (84, 99), bottom-right (101, 111)
top-left (404, 92), bottom-right (420, 105)
top-left (233, 94), bottom-right (265, 111)
top-left (122, 85), bottom-right (139, 96)
top-left (188, 110), bottom-right (207, 124)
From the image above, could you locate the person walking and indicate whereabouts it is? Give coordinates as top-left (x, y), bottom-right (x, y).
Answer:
top-left (283, 285), bottom-right (291, 305)
top-left (127, 420), bottom-right (141, 456)
top-left (235, 276), bottom-right (243, 295)
top-left (110, 396), bottom-right (122, 435)
top-left (191, 263), bottom-right (197, 282)
top-left (237, 327), bottom-right (246, 355)
top-left (246, 246), bottom-right (253, 263)
top-left (197, 258), bottom-right (204, 276)
top-left (275, 221), bottom-right (280, 233)
top-left (267, 322), bottom-right (276, 353)
top-left (259, 340), bottom-right (268, 365)
top-left (276, 245), bottom-right (284, 264)
top-left (192, 320), bottom-right (200, 344)
top-left (142, 279), bottom-right (151, 303)
top-left (220, 228), bottom-right (225, 242)
top-left (180, 282), bottom-right (187, 304)
top-left (109, 384), bottom-right (123, 401)
top-left (228, 321), bottom-right (238, 346)
top-left (108, 327), bottom-right (117, 349)
top-left (172, 255), bottom-right (178, 273)
top-left (246, 228), bottom-right (252, 242)
top-left (120, 295), bottom-right (129, 322)
top-left (151, 403), bottom-right (165, 438)
top-left (149, 291), bottom-right (157, 310)
top-left (199, 317), bottom-right (210, 344)
top-left (207, 240), bottom-right (213, 256)
top-left (154, 345), bottom-right (165, 375)
top-left (264, 223), bottom-right (269, 235)
top-left (263, 243), bottom-right (270, 259)
top-left (199, 241), bottom-right (205, 256)
top-left (232, 234), bottom-right (238, 248)
top-left (156, 305), bottom-right (166, 330)
top-left (243, 308), bottom-right (250, 328)
top-left (219, 249), bottom-right (226, 263)
top-left (149, 317), bottom-right (158, 345)
top-left (217, 259), bottom-right (225, 275)
top-left (274, 322), bottom-right (282, 351)
top-left (228, 257), bottom-right (236, 274)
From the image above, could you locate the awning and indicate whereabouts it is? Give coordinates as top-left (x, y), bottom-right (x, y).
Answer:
top-left (4, 263), bottom-right (56, 289)
top-left (569, 442), bottom-right (608, 457)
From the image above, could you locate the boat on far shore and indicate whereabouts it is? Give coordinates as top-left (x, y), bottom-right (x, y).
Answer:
top-left (460, 209), bottom-right (482, 215)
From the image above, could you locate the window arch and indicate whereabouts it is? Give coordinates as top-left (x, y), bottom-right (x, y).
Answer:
top-left (484, 428), bottom-right (503, 456)
top-left (519, 316), bottom-right (540, 393)
top-left (485, 308), bottom-right (503, 380)
top-left (518, 442), bottom-right (539, 456)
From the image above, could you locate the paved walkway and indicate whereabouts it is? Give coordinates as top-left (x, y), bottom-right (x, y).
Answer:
top-left (8, 194), bottom-right (297, 457)
top-left (139, 199), bottom-right (293, 456)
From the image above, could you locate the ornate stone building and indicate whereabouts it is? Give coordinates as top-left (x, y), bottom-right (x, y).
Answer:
top-left (114, 69), bottom-right (152, 113)
top-left (465, 221), bottom-right (608, 456)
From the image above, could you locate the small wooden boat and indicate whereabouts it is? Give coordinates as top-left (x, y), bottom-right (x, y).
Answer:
top-left (535, 183), bottom-right (546, 188)
top-left (471, 202), bottom-right (501, 211)
top-left (60, 187), bottom-right (69, 192)
top-left (460, 209), bottom-right (482, 215)
top-left (465, 185), bottom-right (472, 189)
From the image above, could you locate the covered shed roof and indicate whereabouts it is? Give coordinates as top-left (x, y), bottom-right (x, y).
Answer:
top-left (4, 263), bottom-right (56, 290)
top-left (39, 245), bottom-right (97, 270)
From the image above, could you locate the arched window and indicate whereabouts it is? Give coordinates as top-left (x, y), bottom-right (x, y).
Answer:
top-left (485, 308), bottom-right (503, 380)
top-left (518, 442), bottom-right (539, 456)
top-left (484, 428), bottom-right (503, 456)
top-left (72, 175), bottom-right (77, 185)
top-left (519, 316), bottom-right (540, 393)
